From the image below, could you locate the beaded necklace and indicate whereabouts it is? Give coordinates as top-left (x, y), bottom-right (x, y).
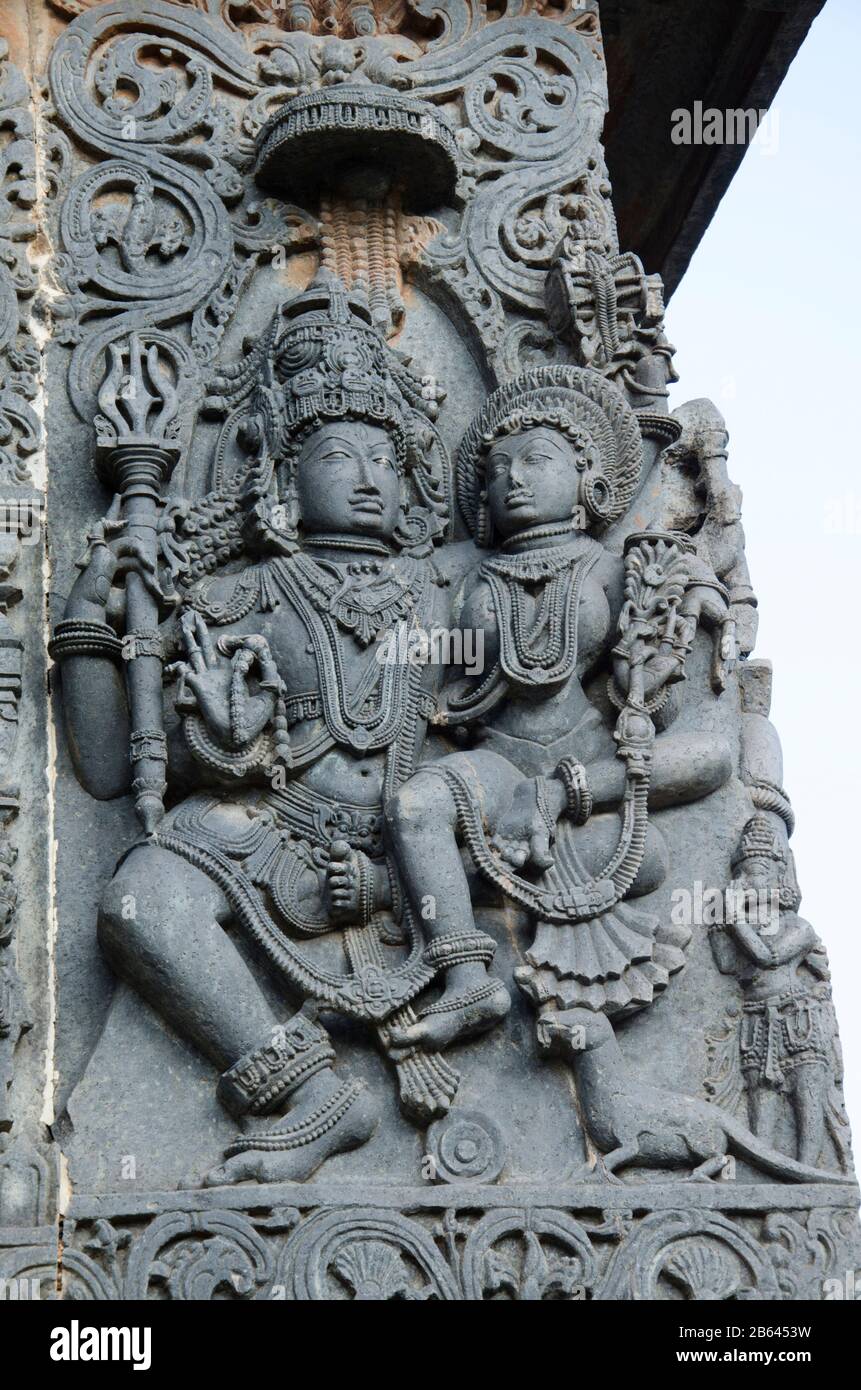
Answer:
top-left (481, 539), bottom-right (602, 688)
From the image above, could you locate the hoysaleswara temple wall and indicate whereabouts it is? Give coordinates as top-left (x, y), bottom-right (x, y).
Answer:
top-left (0, 0), bottom-right (855, 1300)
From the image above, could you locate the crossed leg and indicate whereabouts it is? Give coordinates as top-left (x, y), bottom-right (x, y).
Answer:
top-left (383, 751), bottom-right (518, 1056)
top-left (99, 844), bottom-right (377, 1185)
top-left (746, 1080), bottom-right (782, 1149)
top-left (789, 1063), bottom-right (828, 1168)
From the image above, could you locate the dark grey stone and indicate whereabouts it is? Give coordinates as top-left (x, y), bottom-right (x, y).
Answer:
top-left (0, 0), bottom-right (855, 1301)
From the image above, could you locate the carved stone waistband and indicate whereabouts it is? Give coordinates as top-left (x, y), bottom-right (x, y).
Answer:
top-left (263, 781), bottom-right (384, 858)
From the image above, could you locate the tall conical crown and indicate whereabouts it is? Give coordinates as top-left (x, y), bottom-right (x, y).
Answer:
top-left (204, 271), bottom-right (451, 551)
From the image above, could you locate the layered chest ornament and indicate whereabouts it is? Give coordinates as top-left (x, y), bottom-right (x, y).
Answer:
top-left (481, 541), bottom-right (603, 690)
top-left (287, 552), bottom-right (424, 648)
top-left (270, 552), bottom-right (433, 754)
top-left (179, 550), bottom-right (434, 765)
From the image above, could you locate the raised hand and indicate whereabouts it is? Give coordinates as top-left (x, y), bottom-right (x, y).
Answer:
top-left (168, 612), bottom-right (279, 749)
top-left (67, 494), bottom-right (168, 625)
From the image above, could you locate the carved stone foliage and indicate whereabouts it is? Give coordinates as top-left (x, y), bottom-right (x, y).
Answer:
top-left (45, 0), bottom-right (608, 396)
top-left (57, 1197), bottom-right (860, 1302)
top-left (0, 42), bottom-right (40, 488)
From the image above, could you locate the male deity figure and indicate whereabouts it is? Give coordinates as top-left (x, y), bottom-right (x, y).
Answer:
top-left (709, 814), bottom-right (849, 1171)
top-left (332, 367), bottom-right (735, 1054)
top-left (50, 274), bottom-right (504, 1185)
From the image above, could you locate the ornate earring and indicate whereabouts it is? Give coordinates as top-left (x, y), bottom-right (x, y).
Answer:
top-left (582, 472), bottom-right (617, 525)
top-left (277, 485), bottom-right (300, 542)
top-left (245, 477), bottom-right (299, 554)
top-left (476, 500), bottom-right (493, 548)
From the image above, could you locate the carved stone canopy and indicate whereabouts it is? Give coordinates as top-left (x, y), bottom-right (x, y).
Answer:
top-left (255, 84), bottom-right (460, 208)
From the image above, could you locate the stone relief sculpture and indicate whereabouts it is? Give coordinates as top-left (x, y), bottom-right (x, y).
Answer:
top-left (706, 815), bottom-right (851, 1175)
top-left (0, 32), bottom-right (50, 1232)
top-left (0, 0), bottom-right (854, 1300)
top-left (383, 369), bottom-right (731, 1048)
top-left (54, 272), bottom-right (465, 1182)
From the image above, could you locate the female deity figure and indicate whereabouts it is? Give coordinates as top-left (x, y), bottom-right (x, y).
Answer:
top-left (332, 367), bottom-right (735, 1056)
top-left (50, 274), bottom-right (498, 1185)
top-left (709, 814), bottom-right (850, 1171)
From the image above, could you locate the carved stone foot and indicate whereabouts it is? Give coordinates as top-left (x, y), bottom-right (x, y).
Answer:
top-left (388, 976), bottom-right (510, 1057)
top-left (535, 1006), bottom-right (601, 1059)
top-left (324, 841), bottom-right (369, 925)
top-left (570, 1157), bottom-right (627, 1186)
top-left (203, 1079), bottom-right (379, 1187)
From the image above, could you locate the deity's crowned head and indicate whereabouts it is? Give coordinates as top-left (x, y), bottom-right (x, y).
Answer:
top-left (731, 814), bottom-right (801, 912)
top-left (456, 366), bottom-right (643, 547)
top-left (206, 270), bottom-right (450, 551)
top-left (294, 419), bottom-right (402, 542)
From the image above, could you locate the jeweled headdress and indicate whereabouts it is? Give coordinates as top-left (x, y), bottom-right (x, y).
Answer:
top-left (456, 364), bottom-right (643, 545)
top-left (209, 270), bottom-right (433, 469)
top-left (732, 813), bottom-right (801, 911)
top-left (203, 270), bottom-right (451, 551)
top-left (732, 813), bottom-right (786, 866)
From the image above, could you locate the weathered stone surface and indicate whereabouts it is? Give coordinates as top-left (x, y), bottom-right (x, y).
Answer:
top-left (0, 0), bottom-right (854, 1301)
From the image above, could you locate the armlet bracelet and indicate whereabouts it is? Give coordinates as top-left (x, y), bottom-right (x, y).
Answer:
top-left (49, 619), bottom-right (123, 665)
top-left (554, 757), bottom-right (593, 826)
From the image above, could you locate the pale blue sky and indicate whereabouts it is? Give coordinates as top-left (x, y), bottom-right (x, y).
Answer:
top-left (667, 0), bottom-right (861, 1137)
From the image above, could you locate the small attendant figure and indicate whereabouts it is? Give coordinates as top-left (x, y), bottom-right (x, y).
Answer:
top-left (709, 814), bottom-right (850, 1172)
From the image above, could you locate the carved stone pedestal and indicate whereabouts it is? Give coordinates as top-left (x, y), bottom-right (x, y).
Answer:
top-left (52, 1183), bottom-right (859, 1302)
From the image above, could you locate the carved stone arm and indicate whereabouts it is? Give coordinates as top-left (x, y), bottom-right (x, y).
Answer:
top-left (727, 915), bottom-right (815, 968)
top-left (51, 561), bottom-right (132, 799)
top-left (708, 923), bottom-right (744, 976)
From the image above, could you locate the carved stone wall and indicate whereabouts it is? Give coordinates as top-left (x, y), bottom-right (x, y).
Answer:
top-left (0, 0), bottom-right (855, 1301)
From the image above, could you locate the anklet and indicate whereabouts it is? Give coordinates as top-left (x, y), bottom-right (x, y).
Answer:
top-left (218, 1015), bottom-right (335, 1117)
top-left (223, 1081), bottom-right (362, 1154)
top-left (424, 931), bottom-right (496, 970)
top-left (420, 981), bottom-right (504, 1017)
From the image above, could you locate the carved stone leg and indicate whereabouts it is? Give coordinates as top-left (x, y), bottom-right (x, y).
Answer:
top-left (790, 1064), bottom-right (828, 1168)
top-left (205, 1014), bottom-right (379, 1187)
top-left (385, 766), bottom-right (493, 939)
top-left (384, 766), bottom-right (511, 1055)
top-left (99, 844), bottom-right (277, 1068)
top-left (687, 1155), bottom-right (728, 1181)
top-left (746, 1081), bottom-right (782, 1150)
top-left (100, 845), bottom-right (378, 1186)
top-left (597, 1144), bottom-right (640, 1184)
top-left (586, 731), bottom-right (732, 811)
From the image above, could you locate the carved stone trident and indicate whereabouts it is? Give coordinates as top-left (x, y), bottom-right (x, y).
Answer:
top-left (95, 336), bottom-right (182, 834)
